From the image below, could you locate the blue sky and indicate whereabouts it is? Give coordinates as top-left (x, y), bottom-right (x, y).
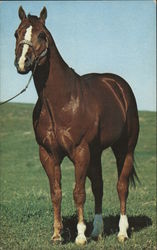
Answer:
top-left (0, 1), bottom-right (156, 110)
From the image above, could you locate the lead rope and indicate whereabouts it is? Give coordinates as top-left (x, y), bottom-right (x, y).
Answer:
top-left (0, 61), bottom-right (38, 106)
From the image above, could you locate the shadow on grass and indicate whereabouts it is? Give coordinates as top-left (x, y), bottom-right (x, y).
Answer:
top-left (61, 214), bottom-right (152, 244)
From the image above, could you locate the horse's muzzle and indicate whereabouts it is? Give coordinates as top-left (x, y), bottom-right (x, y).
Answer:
top-left (14, 56), bottom-right (33, 74)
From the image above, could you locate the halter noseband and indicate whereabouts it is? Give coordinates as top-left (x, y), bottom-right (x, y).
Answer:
top-left (19, 39), bottom-right (48, 63)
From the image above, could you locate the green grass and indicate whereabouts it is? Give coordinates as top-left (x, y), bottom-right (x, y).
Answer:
top-left (0, 103), bottom-right (156, 250)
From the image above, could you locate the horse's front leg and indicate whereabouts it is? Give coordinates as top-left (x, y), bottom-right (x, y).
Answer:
top-left (73, 142), bottom-right (90, 245)
top-left (39, 146), bottom-right (63, 243)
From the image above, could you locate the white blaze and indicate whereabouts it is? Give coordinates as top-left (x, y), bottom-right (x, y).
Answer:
top-left (18, 25), bottom-right (32, 71)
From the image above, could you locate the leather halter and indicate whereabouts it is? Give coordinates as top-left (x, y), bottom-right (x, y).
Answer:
top-left (0, 39), bottom-right (48, 106)
top-left (19, 39), bottom-right (48, 63)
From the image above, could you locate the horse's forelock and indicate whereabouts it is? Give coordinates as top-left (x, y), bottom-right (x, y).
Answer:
top-left (27, 14), bottom-right (40, 25)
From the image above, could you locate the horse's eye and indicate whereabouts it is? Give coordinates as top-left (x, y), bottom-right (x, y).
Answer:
top-left (38, 32), bottom-right (46, 41)
top-left (14, 31), bottom-right (18, 39)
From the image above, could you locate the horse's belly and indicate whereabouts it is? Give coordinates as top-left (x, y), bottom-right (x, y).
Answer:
top-left (100, 112), bottom-right (125, 148)
top-left (100, 126), bottom-right (123, 148)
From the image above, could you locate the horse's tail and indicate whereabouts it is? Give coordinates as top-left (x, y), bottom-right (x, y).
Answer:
top-left (129, 159), bottom-right (140, 187)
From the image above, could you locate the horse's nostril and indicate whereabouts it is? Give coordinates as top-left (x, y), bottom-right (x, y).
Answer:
top-left (25, 56), bottom-right (32, 67)
top-left (14, 58), bottom-right (18, 67)
top-left (25, 56), bottom-right (30, 65)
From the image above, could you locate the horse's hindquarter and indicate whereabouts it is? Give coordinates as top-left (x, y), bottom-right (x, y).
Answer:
top-left (81, 73), bottom-right (134, 148)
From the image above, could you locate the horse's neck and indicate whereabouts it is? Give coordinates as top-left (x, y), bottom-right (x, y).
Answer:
top-left (33, 39), bottom-right (77, 105)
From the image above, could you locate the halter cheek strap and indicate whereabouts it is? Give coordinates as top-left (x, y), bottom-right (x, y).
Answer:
top-left (37, 47), bottom-right (48, 64)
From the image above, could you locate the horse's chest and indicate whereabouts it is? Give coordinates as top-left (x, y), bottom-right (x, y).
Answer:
top-left (33, 105), bottom-right (57, 150)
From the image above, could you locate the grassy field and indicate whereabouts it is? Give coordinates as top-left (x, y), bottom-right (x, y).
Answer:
top-left (0, 103), bottom-right (156, 250)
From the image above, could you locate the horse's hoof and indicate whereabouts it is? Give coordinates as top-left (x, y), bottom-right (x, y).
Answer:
top-left (51, 235), bottom-right (62, 245)
top-left (118, 234), bottom-right (128, 243)
top-left (91, 234), bottom-right (102, 241)
top-left (75, 235), bottom-right (87, 245)
top-left (91, 231), bottom-right (103, 241)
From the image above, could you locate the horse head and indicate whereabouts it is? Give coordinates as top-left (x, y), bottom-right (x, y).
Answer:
top-left (14, 6), bottom-right (48, 74)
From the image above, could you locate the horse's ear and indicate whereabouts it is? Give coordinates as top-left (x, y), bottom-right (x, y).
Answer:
top-left (18, 6), bottom-right (26, 21)
top-left (40, 7), bottom-right (47, 24)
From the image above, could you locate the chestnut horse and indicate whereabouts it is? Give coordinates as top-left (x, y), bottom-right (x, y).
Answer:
top-left (14, 7), bottom-right (139, 245)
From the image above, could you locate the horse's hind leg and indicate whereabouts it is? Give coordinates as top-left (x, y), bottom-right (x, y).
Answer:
top-left (112, 145), bottom-right (129, 242)
top-left (112, 139), bottom-right (136, 242)
top-left (112, 102), bottom-right (139, 242)
top-left (73, 142), bottom-right (90, 245)
top-left (87, 151), bottom-right (104, 240)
